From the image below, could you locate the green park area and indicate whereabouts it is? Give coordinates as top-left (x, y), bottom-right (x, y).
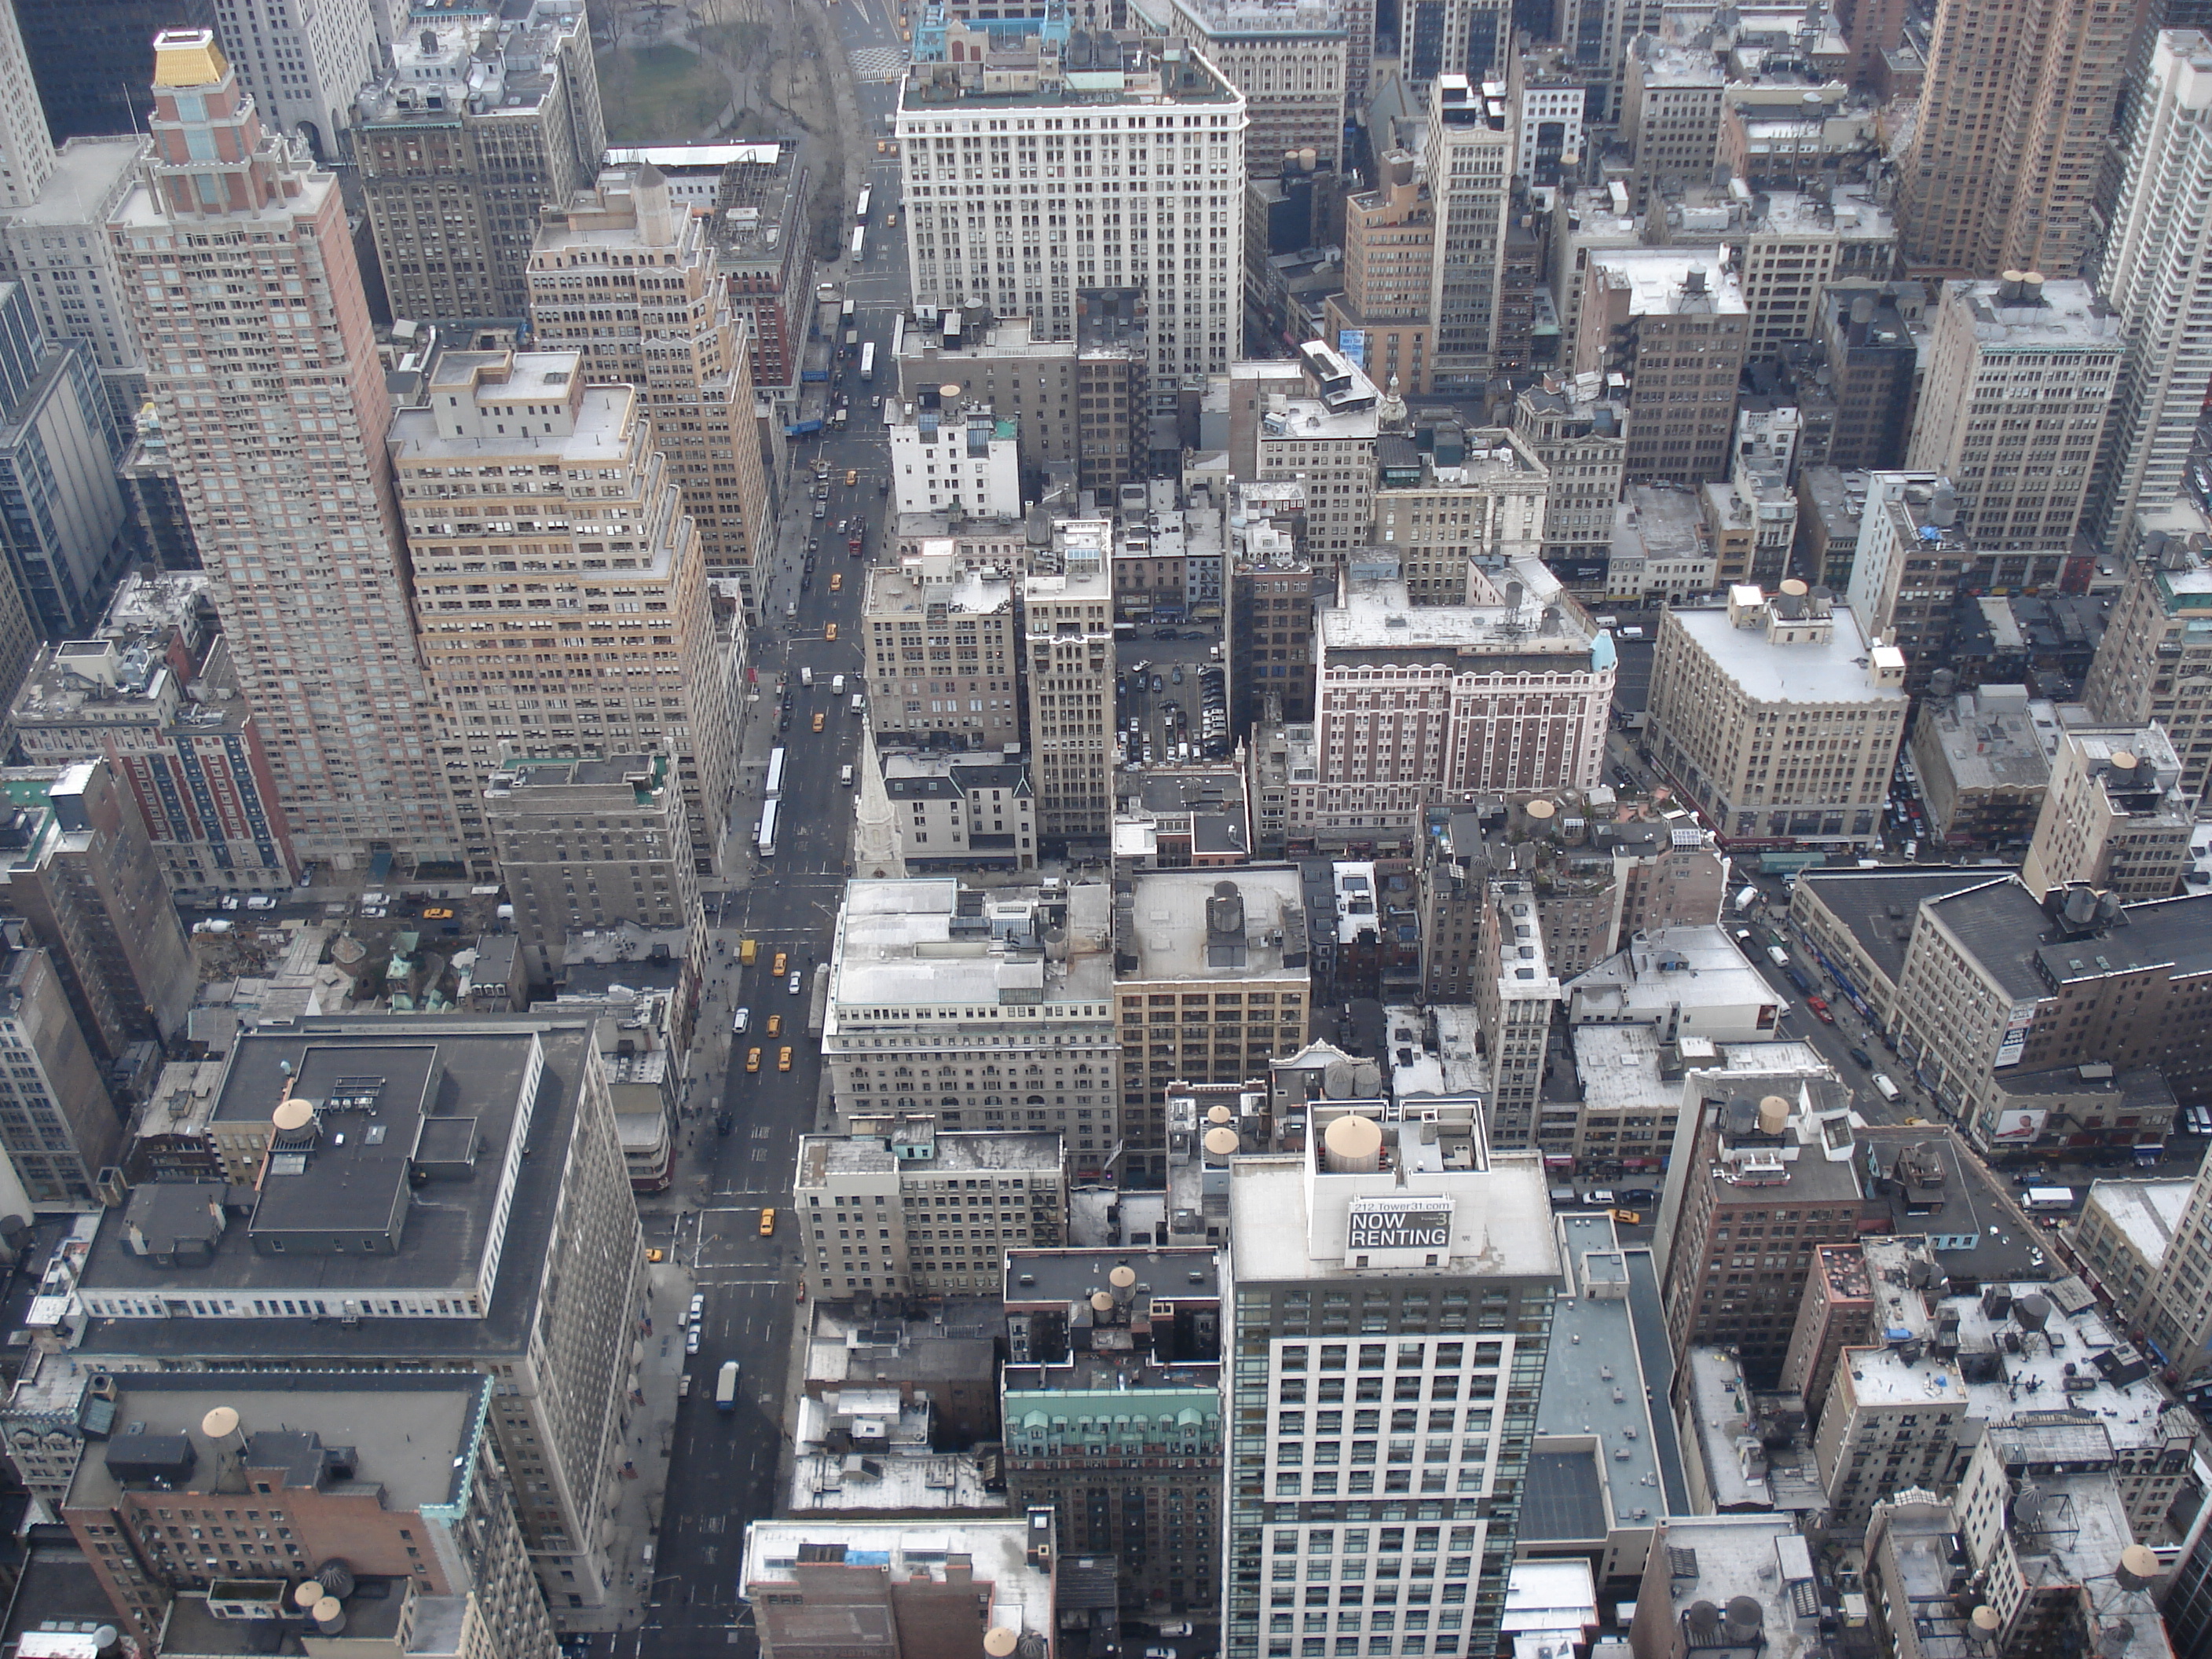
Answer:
top-left (595, 43), bottom-right (730, 144)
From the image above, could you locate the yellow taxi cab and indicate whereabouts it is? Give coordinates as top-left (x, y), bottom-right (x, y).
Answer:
top-left (767, 1013), bottom-right (782, 1037)
top-left (886, 212), bottom-right (897, 228)
top-left (825, 623), bottom-right (838, 641)
top-left (760, 1208), bottom-right (778, 1236)
top-left (772, 950), bottom-right (787, 976)
top-left (812, 712), bottom-right (826, 733)
top-left (646, 1247), bottom-right (666, 1263)
top-left (844, 468), bottom-right (859, 486)
top-left (830, 572), bottom-right (843, 592)
top-left (745, 1047), bottom-right (762, 1073)
top-left (778, 1046), bottom-right (793, 1071)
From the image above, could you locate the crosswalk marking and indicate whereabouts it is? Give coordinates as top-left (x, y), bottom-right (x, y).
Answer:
top-left (848, 45), bottom-right (908, 82)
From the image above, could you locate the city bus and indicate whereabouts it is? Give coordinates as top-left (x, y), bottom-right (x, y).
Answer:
top-left (764, 745), bottom-right (787, 802)
top-left (855, 185), bottom-right (872, 224)
top-left (850, 225), bottom-right (866, 262)
top-left (756, 799), bottom-right (779, 859)
top-left (859, 342), bottom-right (876, 382)
top-left (716, 1361), bottom-right (741, 1411)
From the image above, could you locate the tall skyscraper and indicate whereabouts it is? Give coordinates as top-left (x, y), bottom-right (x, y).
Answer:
top-left (356, 2), bottom-right (604, 325)
top-left (0, 2), bottom-right (53, 210)
top-left (2089, 31), bottom-right (2212, 556)
top-left (1221, 1110), bottom-right (1559, 1659)
top-left (899, 31), bottom-right (1246, 408)
top-left (1905, 277), bottom-right (2119, 558)
top-left (1022, 522), bottom-right (1115, 850)
top-left (1895, 0), bottom-right (2147, 278)
top-left (108, 31), bottom-right (459, 868)
top-left (0, 280), bottom-right (131, 635)
top-left (389, 344), bottom-right (739, 874)
top-left (205, 0), bottom-right (378, 158)
top-left (1426, 75), bottom-right (1512, 386)
top-left (529, 164), bottom-right (774, 617)
top-left (2082, 533), bottom-right (2212, 798)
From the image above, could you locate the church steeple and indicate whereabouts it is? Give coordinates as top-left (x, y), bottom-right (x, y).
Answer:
top-left (852, 714), bottom-right (904, 879)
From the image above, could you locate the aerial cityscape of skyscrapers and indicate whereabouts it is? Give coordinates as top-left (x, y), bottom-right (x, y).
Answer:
top-left (0, 0), bottom-right (2209, 1656)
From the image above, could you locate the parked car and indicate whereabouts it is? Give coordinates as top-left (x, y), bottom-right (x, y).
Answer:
top-left (688, 1293), bottom-right (705, 1325)
top-left (686, 1324), bottom-right (701, 1354)
top-left (789, 972), bottom-right (803, 995)
top-left (1848, 1046), bottom-right (1873, 1069)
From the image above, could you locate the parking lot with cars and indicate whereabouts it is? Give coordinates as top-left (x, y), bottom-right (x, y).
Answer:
top-left (1119, 629), bottom-right (1228, 769)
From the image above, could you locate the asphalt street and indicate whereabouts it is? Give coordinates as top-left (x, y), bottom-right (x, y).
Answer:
top-left (616, 20), bottom-right (910, 1651)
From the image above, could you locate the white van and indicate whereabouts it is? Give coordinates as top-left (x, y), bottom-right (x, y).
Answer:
top-left (800, 665), bottom-right (814, 687)
top-left (1870, 1073), bottom-right (1902, 1102)
top-left (850, 693), bottom-right (864, 715)
top-left (840, 765), bottom-right (855, 787)
top-left (785, 602), bottom-right (798, 621)
top-left (832, 673), bottom-right (846, 694)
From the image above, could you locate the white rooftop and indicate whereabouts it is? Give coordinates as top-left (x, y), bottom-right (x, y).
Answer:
top-left (742, 1519), bottom-right (1052, 1639)
top-left (1665, 600), bottom-right (1906, 707)
top-left (2081, 1178), bottom-right (2192, 1271)
top-left (1587, 248), bottom-right (1748, 317)
top-left (1122, 866), bottom-right (1311, 982)
top-left (1322, 557), bottom-right (1598, 657)
top-left (828, 878), bottom-right (1114, 1016)
top-left (1227, 1141), bottom-right (1559, 1284)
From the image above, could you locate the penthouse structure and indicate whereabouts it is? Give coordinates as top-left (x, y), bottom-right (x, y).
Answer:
top-left (822, 877), bottom-right (1119, 1177)
top-left (794, 1116), bottom-right (1068, 1300)
top-left (897, 32), bottom-right (1246, 402)
top-left (63, 1016), bottom-right (646, 1612)
top-left (389, 345), bottom-right (740, 875)
top-left (1221, 1108), bottom-right (1562, 1659)
top-left (60, 1371), bottom-right (556, 1657)
top-left (1295, 558), bottom-right (1613, 845)
top-left (353, 1), bottom-right (605, 324)
top-left (742, 1518), bottom-right (1058, 1659)
top-left (528, 163), bottom-right (774, 613)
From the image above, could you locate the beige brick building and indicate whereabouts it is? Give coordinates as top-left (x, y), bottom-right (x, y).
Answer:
top-left (390, 346), bottom-right (740, 873)
top-left (2020, 723), bottom-right (2195, 901)
top-left (1646, 584), bottom-right (1908, 848)
top-left (529, 164), bottom-right (774, 617)
top-left (1369, 432), bottom-right (1549, 603)
top-left (794, 1117), bottom-right (1067, 1300)
top-left (1023, 524), bottom-right (1115, 847)
top-left (863, 551), bottom-right (1020, 753)
top-left (1113, 866), bottom-right (1313, 1181)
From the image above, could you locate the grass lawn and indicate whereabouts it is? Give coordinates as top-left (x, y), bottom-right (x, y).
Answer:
top-left (596, 43), bottom-right (729, 144)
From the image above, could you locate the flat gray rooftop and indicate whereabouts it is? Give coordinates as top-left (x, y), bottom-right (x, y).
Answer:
top-left (74, 1017), bottom-right (599, 1365)
top-left (67, 1371), bottom-right (487, 1514)
top-left (1005, 1246), bottom-right (1219, 1304)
